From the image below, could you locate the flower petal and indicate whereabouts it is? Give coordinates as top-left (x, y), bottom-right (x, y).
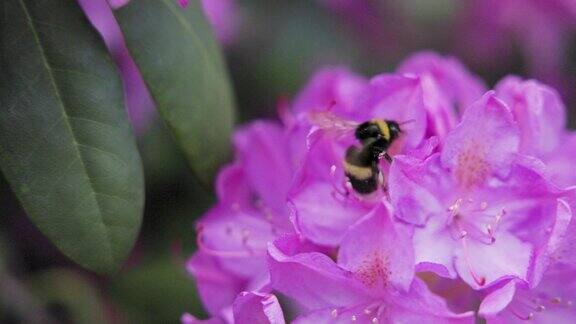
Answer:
top-left (442, 92), bottom-right (520, 188)
top-left (529, 198), bottom-right (572, 285)
top-left (388, 279), bottom-right (475, 324)
top-left (215, 162), bottom-right (251, 208)
top-left (553, 196), bottom-right (576, 266)
top-left (543, 133), bottom-right (576, 187)
top-left (337, 203), bottom-right (415, 292)
top-left (358, 74), bottom-right (427, 148)
top-left (495, 76), bottom-right (565, 157)
top-left (397, 51), bottom-right (487, 112)
top-left (483, 266), bottom-right (576, 323)
top-left (233, 291), bottom-right (285, 324)
top-left (412, 215), bottom-right (458, 278)
top-left (293, 304), bottom-right (373, 324)
top-left (198, 206), bottom-right (275, 277)
top-left (292, 67), bottom-right (367, 117)
top-left (268, 235), bottom-right (370, 310)
top-left (200, 0), bottom-right (239, 45)
top-left (290, 181), bottom-right (371, 246)
top-left (454, 233), bottom-right (532, 289)
top-left (479, 280), bottom-right (517, 316)
top-left (234, 121), bottom-right (293, 215)
top-left (186, 252), bottom-right (246, 316)
top-left (389, 153), bottom-right (446, 226)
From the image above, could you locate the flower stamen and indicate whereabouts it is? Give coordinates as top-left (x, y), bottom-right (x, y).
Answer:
top-left (331, 309), bottom-right (338, 318)
top-left (510, 308), bottom-right (534, 321)
top-left (457, 224), bottom-right (486, 286)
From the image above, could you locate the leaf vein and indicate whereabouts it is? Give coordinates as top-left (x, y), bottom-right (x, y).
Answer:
top-left (18, 0), bottom-right (115, 266)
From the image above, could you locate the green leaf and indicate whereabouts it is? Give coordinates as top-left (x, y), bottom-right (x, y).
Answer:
top-left (115, 0), bottom-right (236, 186)
top-left (109, 257), bottom-right (205, 323)
top-left (0, 0), bottom-right (144, 273)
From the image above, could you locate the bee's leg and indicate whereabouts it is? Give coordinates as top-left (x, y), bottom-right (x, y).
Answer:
top-left (330, 165), bottom-right (351, 203)
top-left (379, 173), bottom-right (391, 201)
top-left (382, 184), bottom-right (390, 201)
top-left (382, 152), bottom-right (393, 163)
top-left (332, 183), bottom-right (352, 205)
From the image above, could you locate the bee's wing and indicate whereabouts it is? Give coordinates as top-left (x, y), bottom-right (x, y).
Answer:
top-left (307, 111), bottom-right (359, 135)
top-left (305, 111), bottom-right (359, 148)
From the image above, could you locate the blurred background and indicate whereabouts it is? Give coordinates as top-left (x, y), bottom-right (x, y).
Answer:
top-left (1, 0), bottom-right (575, 323)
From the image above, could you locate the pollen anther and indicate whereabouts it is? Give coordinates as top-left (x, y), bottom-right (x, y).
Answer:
top-left (480, 201), bottom-right (488, 210)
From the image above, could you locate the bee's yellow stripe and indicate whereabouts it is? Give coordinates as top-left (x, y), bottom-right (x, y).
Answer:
top-left (343, 161), bottom-right (373, 180)
top-left (373, 119), bottom-right (390, 141)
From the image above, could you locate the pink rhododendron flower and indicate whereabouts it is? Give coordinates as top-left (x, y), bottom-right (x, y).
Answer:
top-left (289, 73), bottom-right (429, 247)
top-left (397, 52), bottom-right (487, 115)
top-left (288, 54), bottom-right (483, 248)
top-left (181, 291), bottom-right (285, 324)
top-left (187, 121), bottom-right (300, 321)
top-left (480, 266), bottom-right (576, 323)
top-left (389, 92), bottom-right (573, 288)
top-left (457, 0), bottom-right (576, 98)
top-left (494, 76), bottom-right (576, 187)
top-left (479, 202), bottom-right (576, 323)
top-left (396, 52), bottom-right (487, 140)
top-left (269, 205), bottom-right (474, 323)
top-left (199, 0), bottom-right (239, 45)
top-left (184, 52), bottom-right (576, 323)
top-left (80, 0), bottom-right (155, 134)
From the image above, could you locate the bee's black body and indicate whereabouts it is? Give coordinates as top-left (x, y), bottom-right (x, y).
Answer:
top-left (344, 119), bottom-right (402, 195)
top-left (344, 144), bottom-right (380, 194)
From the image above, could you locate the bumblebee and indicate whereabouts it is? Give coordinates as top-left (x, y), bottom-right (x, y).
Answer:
top-left (344, 121), bottom-right (401, 194)
top-left (354, 119), bottom-right (402, 162)
top-left (343, 141), bottom-right (381, 194)
top-left (308, 112), bottom-right (407, 195)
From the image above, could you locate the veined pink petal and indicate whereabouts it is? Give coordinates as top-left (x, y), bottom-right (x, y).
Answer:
top-left (454, 234), bottom-right (531, 289)
top-left (337, 203), bottom-right (415, 293)
top-left (442, 92), bottom-right (520, 188)
top-left (495, 76), bottom-right (566, 157)
top-left (292, 67), bottom-right (367, 117)
top-left (268, 235), bottom-right (371, 310)
top-left (479, 280), bottom-right (518, 316)
top-left (397, 51), bottom-right (487, 113)
top-left (290, 182), bottom-right (371, 247)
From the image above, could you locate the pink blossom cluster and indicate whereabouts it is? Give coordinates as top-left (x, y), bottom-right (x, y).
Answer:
top-left (457, 0), bottom-right (576, 99)
top-left (320, 0), bottom-right (576, 101)
top-left (183, 52), bottom-right (576, 323)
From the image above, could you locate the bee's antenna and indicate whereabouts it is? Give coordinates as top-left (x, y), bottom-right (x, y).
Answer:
top-left (397, 119), bottom-right (416, 133)
top-left (398, 119), bottom-right (416, 126)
